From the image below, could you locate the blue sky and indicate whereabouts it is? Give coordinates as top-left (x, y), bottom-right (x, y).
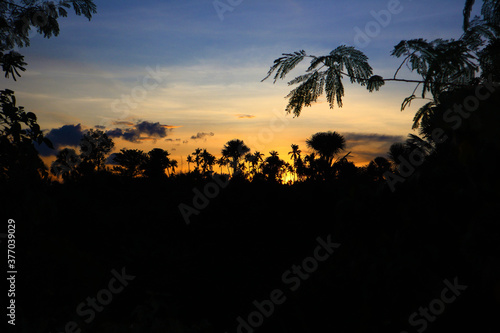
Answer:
top-left (2, 0), bottom-right (471, 168)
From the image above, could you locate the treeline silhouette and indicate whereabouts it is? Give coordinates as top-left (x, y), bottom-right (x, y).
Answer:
top-left (46, 129), bottom-right (389, 185)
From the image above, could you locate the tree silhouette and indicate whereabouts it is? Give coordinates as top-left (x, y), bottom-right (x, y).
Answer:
top-left (262, 151), bottom-right (286, 183)
top-left (112, 148), bottom-right (147, 178)
top-left (262, 0), bottom-right (500, 129)
top-left (200, 149), bottom-right (215, 175)
top-left (186, 155), bottom-right (194, 172)
top-left (388, 142), bottom-right (409, 166)
top-left (366, 156), bottom-right (392, 182)
top-left (0, 89), bottom-right (51, 182)
top-left (78, 129), bottom-right (114, 174)
top-left (288, 144), bottom-right (302, 182)
top-left (216, 156), bottom-right (229, 174)
top-left (167, 159), bottom-right (178, 176)
top-left (50, 148), bottom-right (81, 181)
top-left (144, 148), bottom-right (171, 179)
top-left (221, 139), bottom-right (250, 175)
top-left (252, 151), bottom-right (264, 170)
top-left (388, 134), bottom-right (433, 167)
top-left (0, 0), bottom-right (97, 80)
top-left (306, 131), bottom-right (346, 167)
top-left (192, 148), bottom-right (202, 173)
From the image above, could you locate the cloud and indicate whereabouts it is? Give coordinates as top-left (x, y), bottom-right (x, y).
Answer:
top-left (342, 132), bottom-right (406, 164)
top-left (106, 121), bottom-right (176, 143)
top-left (235, 114), bottom-right (255, 119)
top-left (36, 124), bottom-right (85, 157)
top-left (112, 121), bottom-right (134, 126)
top-left (343, 133), bottom-right (405, 148)
top-left (190, 132), bottom-right (215, 140)
top-left (106, 153), bottom-right (119, 165)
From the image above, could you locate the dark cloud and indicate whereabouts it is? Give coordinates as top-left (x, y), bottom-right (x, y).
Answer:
top-left (342, 132), bottom-right (405, 164)
top-left (344, 133), bottom-right (405, 148)
top-left (190, 132), bottom-right (214, 140)
top-left (36, 124), bottom-right (84, 157)
top-left (106, 121), bottom-right (175, 143)
top-left (235, 114), bottom-right (255, 119)
top-left (95, 125), bottom-right (106, 130)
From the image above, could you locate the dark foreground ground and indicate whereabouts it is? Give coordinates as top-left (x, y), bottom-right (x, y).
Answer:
top-left (3, 163), bottom-right (500, 333)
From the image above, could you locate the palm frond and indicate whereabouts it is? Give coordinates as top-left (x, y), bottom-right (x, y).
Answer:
top-left (412, 101), bottom-right (435, 130)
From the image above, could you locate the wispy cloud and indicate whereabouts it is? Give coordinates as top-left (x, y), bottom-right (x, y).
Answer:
top-left (344, 133), bottom-right (405, 147)
top-left (343, 132), bottom-right (405, 164)
top-left (190, 132), bottom-right (215, 140)
top-left (235, 114), bottom-right (256, 119)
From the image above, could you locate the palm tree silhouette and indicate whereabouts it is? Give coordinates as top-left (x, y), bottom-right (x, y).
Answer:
top-left (367, 156), bottom-right (392, 181)
top-left (262, 151), bottom-right (286, 182)
top-left (216, 156), bottom-right (229, 174)
top-left (200, 149), bottom-right (215, 175)
top-left (288, 144), bottom-right (302, 181)
top-left (168, 159), bottom-right (178, 176)
top-left (186, 155), bottom-right (194, 172)
top-left (192, 148), bottom-right (202, 173)
top-left (388, 142), bottom-right (408, 166)
top-left (221, 139), bottom-right (250, 176)
top-left (305, 131), bottom-right (346, 167)
top-left (253, 151), bottom-right (264, 170)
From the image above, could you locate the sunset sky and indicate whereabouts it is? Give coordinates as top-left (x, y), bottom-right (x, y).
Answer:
top-left (2, 0), bottom-right (469, 170)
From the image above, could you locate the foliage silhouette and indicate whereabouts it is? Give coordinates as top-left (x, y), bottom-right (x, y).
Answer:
top-left (0, 89), bottom-right (51, 183)
top-left (221, 139), bottom-right (250, 175)
top-left (263, 0), bottom-right (499, 129)
top-left (143, 148), bottom-right (172, 179)
top-left (0, 0), bottom-right (97, 80)
top-left (50, 147), bottom-right (81, 181)
top-left (112, 148), bottom-right (148, 178)
top-left (78, 128), bottom-right (114, 175)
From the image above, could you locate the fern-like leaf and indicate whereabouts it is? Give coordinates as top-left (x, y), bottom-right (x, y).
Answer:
top-left (284, 71), bottom-right (325, 117)
top-left (262, 50), bottom-right (306, 83)
top-left (367, 75), bottom-right (385, 92)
